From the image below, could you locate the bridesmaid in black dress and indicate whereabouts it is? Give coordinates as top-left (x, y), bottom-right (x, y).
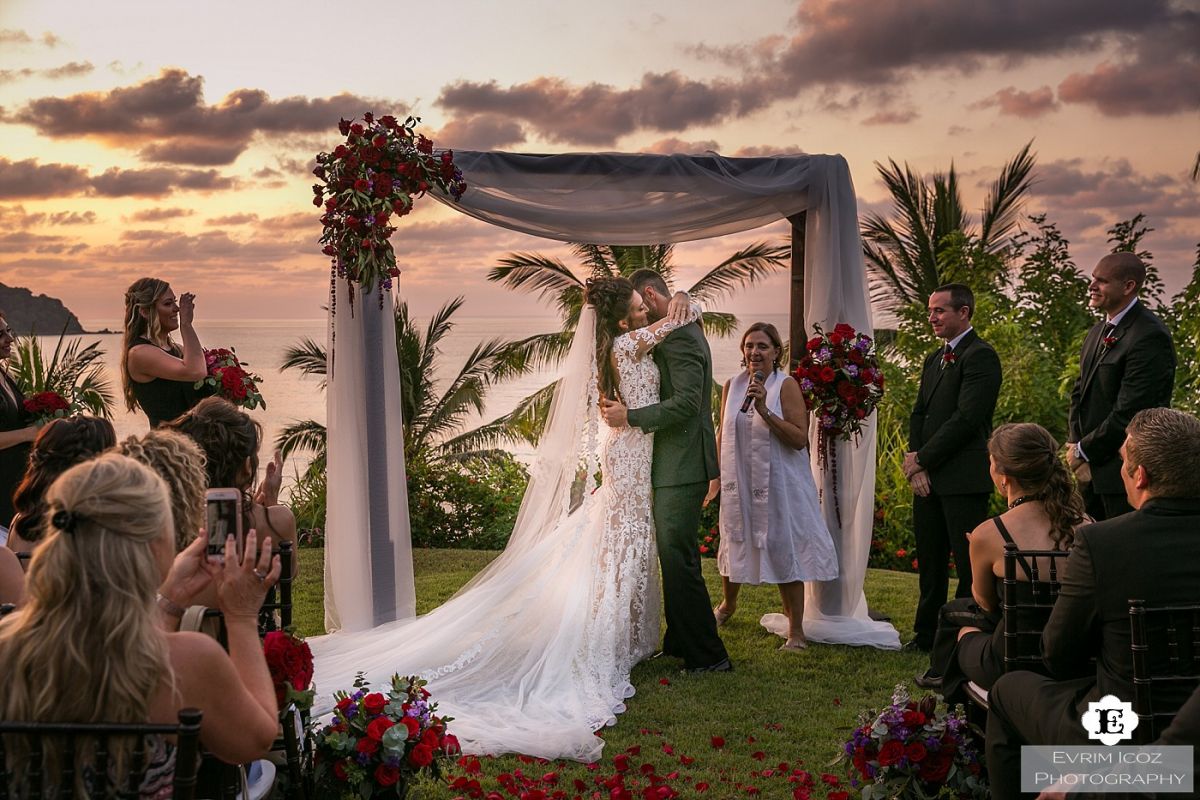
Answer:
top-left (120, 278), bottom-right (208, 428)
top-left (0, 314), bottom-right (38, 532)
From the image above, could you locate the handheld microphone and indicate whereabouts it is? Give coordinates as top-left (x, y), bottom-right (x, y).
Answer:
top-left (740, 370), bottom-right (766, 413)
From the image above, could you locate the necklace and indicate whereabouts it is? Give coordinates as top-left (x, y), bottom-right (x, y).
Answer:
top-left (1008, 495), bottom-right (1038, 510)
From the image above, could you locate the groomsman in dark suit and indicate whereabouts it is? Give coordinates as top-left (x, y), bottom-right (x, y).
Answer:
top-left (904, 283), bottom-right (1002, 651)
top-left (986, 408), bottom-right (1200, 800)
top-left (1067, 252), bottom-right (1175, 521)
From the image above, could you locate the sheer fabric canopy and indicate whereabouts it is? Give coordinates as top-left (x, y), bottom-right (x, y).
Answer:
top-left (327, 150), bottom-right (897, 647)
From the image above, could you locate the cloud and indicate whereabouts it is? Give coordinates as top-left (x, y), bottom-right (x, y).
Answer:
top-left (0, 158), bottom-right (91, 199)
top-left (126, 207), bottom-right (195, 222)
top-left (971, 85), bottom-right (1059, 118)
top-left (0, 205), bottom-right (96, 227)
top-left (729, 144), bottom-right (807, 157)
top-left (1029, 158), bottom-right (1200, 220)
top-left (206, 213), bottom-right (259, 226)
top-left (434, 114), bottom-right (527, 151)
top-left (89, 167), bottom-right (237, 198)
top-left (4, 68), bottom-right (386, 165)
top-left (640, 137), bottom-right (722, 154)
top-left (861, 108), bottom-right (919, 125)
top-left (42, 61), bottom-right (93, 79)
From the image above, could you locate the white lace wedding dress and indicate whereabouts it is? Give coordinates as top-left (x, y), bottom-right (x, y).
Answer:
top-left (309, 306), bottom-right (676, 762)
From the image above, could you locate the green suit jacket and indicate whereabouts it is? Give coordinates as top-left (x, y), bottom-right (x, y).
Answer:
top-left (627, 321), bottom-right (719, 488)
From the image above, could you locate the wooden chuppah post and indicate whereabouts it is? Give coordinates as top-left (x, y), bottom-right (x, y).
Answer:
top-left (788, 211), bottom-right (807, 368)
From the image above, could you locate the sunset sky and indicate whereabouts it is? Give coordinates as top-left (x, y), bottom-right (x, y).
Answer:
top-left (1, 0), bottom-right (1196, 328)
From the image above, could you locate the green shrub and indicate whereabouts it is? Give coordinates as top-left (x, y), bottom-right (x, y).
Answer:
top-left (407, 454), bottom-right (528, 550)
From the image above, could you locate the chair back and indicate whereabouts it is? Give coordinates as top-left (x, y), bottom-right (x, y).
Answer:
top-left (1001, 543), bottom-right (1070, 673)
top-left (0, 708), bottom-right (202, 800)
top-left (1129, 599), bottom-right (1200, 744)
top-left (258, 541), bottom-right (294, 634)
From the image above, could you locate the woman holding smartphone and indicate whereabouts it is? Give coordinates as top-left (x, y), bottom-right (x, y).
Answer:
top-left (121, 278), bottom-right (208, 428)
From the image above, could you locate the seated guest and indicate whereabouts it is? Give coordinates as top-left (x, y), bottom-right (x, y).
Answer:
top-left (0, 453), bottom-right (281, 794)
top-left (0, 546), bottom-right (23, 607)
top-left (0, 313), bottom-right (38, 533)
top-left (986, 408), bottom-right (1200, 800)
top-left (917, 423), bottom-right (1084, 697)
top-left (7, 416), bottom-right (116, 554)
top-left (116, 430), bottom-right (208, 552)
top-left (164, 397), bottom-right (296, 576)
top-left (121, 278), bottom-right (208, 428)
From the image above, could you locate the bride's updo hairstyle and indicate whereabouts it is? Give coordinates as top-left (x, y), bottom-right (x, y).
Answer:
top-left (988, 422), bottom-right (1084, 550)
top-left (584, 276), bottom-right (635, 399)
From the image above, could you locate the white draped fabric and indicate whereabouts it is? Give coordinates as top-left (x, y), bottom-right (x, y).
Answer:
top-left (432, 151), bottom-right (898, 648)
top-left (323, 281), bottom-right (415, 632)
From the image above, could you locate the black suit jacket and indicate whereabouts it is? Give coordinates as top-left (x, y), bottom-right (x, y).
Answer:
top-left (1041, 497), bottom-right (1200, 710)
top-left (627, 321), bottom-right (719, 488)
top-left (1069, 301), bottom-right (1175, 494)
top-left (908, 329), bottom-right (1002, 495)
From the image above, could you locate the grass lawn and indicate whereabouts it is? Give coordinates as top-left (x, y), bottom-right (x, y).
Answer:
top-left (293, 548), bottom-right (932, 799)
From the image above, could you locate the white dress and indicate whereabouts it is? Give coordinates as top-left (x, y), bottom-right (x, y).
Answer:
top-left (716, 369), bottom-right (839, 585)
top-left (309, 313), bottom-right (674, 762)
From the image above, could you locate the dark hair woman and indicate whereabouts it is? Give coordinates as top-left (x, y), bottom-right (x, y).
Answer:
top-left (7, 415), bottom-right (116, 553)
top-left (121, 278), bottom-right (208, 428)
top-left (916, 422), bottom-right (1087, 700)
top-left (0, 312), bottom-right (37, 533)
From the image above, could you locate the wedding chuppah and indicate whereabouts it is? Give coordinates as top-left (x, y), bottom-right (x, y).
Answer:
top-left (310, 125), bottom-right (899, 761)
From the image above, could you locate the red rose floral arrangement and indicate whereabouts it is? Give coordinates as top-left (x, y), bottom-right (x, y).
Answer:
top-left (792, 322), bottom-right (884, 522)
top-left (313, 113), bottom-right (467, 312)
top-left (263, 630), bottom-right (315, 713)
top-left (196, 347), bottom-right (265, 410)
top-left (314, 673), bottom-right (459, 799)
top-left (22, 390), bottom-right (75, 425)
top-left (839, 684), bottom-right (988, 799)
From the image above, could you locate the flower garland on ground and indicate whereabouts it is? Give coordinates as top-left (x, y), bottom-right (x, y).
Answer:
top-left (838, 684), bottom-right (988, 798)
top-left (196, 347), bottom-right (266, 410)
top-left (313, 114), bottom-right (467, 315)
top-left (313, 673), bottom-right (460, 798)
top-left (792, 322), bottom-right (884, 524)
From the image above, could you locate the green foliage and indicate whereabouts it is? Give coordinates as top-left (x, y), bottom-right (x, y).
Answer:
top-left (288, 459), bottom-right (328, 542)
top-left (10, 326), bottom-right (115, 418)
top-left (1108, 213), bottom-right (1166, 309)
top-left (406, 454), bottom-right (528, 550)
top-left (1165, 246), bottom-right (1200, 415)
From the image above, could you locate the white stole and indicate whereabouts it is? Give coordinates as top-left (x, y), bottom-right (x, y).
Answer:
top-left (719, 369), bottom-right (783, 549)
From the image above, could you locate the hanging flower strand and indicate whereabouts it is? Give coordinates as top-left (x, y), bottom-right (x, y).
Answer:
top-left (312, 113), bottom-right (467, 314)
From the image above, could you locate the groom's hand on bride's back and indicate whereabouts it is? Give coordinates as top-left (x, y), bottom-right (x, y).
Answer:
top-left (600, 396), bottom-right (629, 428)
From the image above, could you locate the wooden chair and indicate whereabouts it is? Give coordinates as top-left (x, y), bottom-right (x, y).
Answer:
top-left (276, 705), bottom-right (309, 800)
top-left (963, 544), bottom-right (1070, 716)
top-left (258, 541), bottom-right (295, 634)
top-left (0, 708), bottom-right (203, 800)
top-left (1129, 599), bottom-right (1200, 744)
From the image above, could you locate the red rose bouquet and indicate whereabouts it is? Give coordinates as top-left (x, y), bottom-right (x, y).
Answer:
top-left (22, 390), bottom-right (75, 425)
top-left (313, 113), bottom-right (467, 310)
top-left (838, 684), bottom-right (987, 799)
top-left (263, 630), bottom-right (315, 713)
top-left (314, 674), bottom-right (459, 799)
top-left (196, 347), bottom-right (265, 410)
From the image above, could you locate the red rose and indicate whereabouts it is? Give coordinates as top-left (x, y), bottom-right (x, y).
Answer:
top-left (374, 763), bottom-right (400, 786)
top-left (333, 144), bottom-right (349, 159)
top-left (401, 716), bottom-right (420, 738)
top-left (335, 697), bottom-right (353, 715)
top-left (372, 134), bottom-right (387, 148)
top-left (905, 742), bottom-right (927, 763)
top-left (362, 692), bottom-right (387, 716)
top-left (441, 734), bottom-right (461, 755)
top-left (367, 717), bottom-right (395, 741)
top-left (832, 323), bottom-right (856, 338)
top-left (918, 753), bottom-right (952, 783)
top-left (877, 740), bottom-right (904, 767)
top-left (848, 349), bottom-right (864, 365)
top-left (903, 710), bottom-right (927, 729)
top-left (421, 727), bottom-right (440, 748)
top-left (409, 743), bottom-right (434, 768)
top-left (829, 333), bottom-right (843, 346)
top-left (819, 366), bottom-right (836, 383)
top-left (333, 759), bottom-right (349, 781)
top-left (828, 793), bottom-right (850, 800)
top-left (350, 123), bottom-right (364, 136)
top-left (354, 178), bottom-right (370, 193)
top-left (806, 336), bottom-right (823, 351)
top-left (356, 736), bottom-right (379, 756)
top-left (852, 750), bottom-right (869, 779)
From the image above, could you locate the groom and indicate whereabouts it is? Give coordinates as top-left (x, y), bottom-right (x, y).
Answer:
top-left (600, 269), bottom-right (731, 673)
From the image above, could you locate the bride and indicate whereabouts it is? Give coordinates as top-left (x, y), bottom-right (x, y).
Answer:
top-left (310, 276), bottom-right (698, 761)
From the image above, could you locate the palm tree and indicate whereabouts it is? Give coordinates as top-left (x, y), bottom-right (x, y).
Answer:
top-left (10, 325), bottom-right (115, 417)
top-left (862, 142), bottom-right (1036, 313)
top-left (276, 297), bottom-right (536, 468)
top-left (487, 242), bottom-right (789, 436)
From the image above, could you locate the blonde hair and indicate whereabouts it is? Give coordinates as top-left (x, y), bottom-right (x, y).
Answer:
top-left (117, 430), bottom-right (208, 551)
top-left (121, 277), bottom-right (176, 412)
top-left (0, 453), bottom-right (174, 787)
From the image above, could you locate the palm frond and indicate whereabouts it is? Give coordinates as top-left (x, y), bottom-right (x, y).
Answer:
top-left (978, 141), bottom-right (1036, 250)
top-left (495, 331), bottom-right (576, 371)
top-left (487, 253), bottom-right (585, 302)
top-left (280, 338), bottom-right (328, 390)
top-left (10, 328), bottom-right (116, 417)
top-left (700, 311), bottom-right (740, 339)
top-left (687, 241), bottom-right (789, 303)
top-left (275, 419), bottom-right (328, 460)
top-left (571, 244), bottom-right (617, 277)
top-left (484, 381), bottom-right (559, 445)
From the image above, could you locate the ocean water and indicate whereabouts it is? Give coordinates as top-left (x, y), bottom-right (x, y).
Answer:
top-left (55, 313), bottom-right (790, 483)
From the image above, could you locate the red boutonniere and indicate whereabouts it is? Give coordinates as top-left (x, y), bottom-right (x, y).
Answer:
top-left (941, 351), bottom-right (957, 369)
top-left (1101, 334), bottom-right (1118, 350)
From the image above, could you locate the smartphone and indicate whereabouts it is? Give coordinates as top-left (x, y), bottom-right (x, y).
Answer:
top-left (205, 488), bottom-right (243, 562)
